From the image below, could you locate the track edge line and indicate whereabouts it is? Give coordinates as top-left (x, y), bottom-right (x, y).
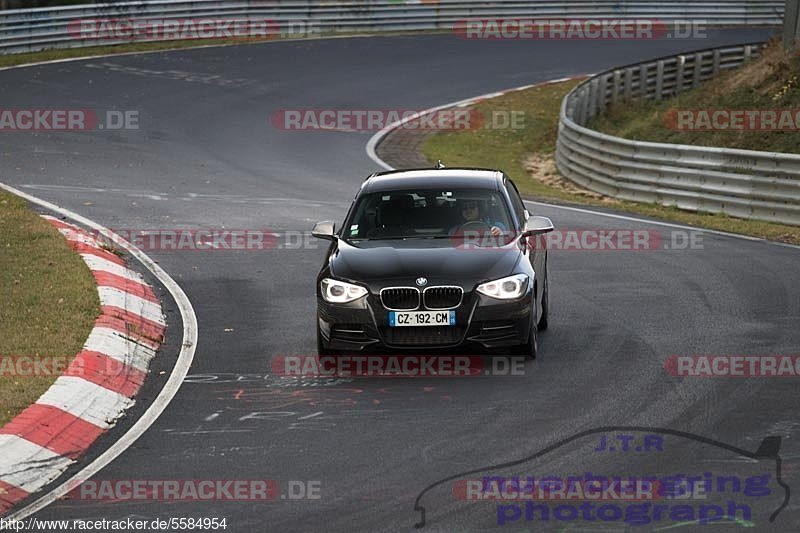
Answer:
top-left (0, 182), bottom-right (199, 521)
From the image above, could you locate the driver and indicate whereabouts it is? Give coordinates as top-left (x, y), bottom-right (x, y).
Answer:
top-left (451, 199), bottom-right (505, 237)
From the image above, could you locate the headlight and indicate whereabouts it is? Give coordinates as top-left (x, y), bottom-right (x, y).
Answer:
top-left (476, 274), bottom-right (529, 300)
top-left (321, 278), bottom-right (368, 303)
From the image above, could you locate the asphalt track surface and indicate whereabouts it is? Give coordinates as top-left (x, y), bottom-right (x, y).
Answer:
top-left (2, 30), bottom-right (800, 531)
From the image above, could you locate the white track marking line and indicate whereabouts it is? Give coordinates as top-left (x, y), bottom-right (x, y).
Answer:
top-left (366, 76), bottom-right (585, 170)
top-left (0, 182), bottom-right (198, 522)
top-left (524, 200), bottom-right (800, 250)
top-left (0, 214), bottom-right (161, 505)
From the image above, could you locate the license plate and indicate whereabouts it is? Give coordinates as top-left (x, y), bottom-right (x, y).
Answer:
top-left (389, 310), bottom-right (456, 327)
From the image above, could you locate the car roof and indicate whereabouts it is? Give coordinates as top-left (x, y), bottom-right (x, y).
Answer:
top-left (362, 168), bottom-right (503, 194)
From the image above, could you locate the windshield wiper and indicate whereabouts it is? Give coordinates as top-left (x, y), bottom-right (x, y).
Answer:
top-left (347, 237), bottom-right (411, 242)
top-left (348, 235), bottom-right (450, 242)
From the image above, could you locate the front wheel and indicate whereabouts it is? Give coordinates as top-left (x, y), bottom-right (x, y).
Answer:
top-left (538, 267), bottom-right (549, 332)
top-left (526, 321), bottom-right (538, 360)
top-left (511, 307), bottom-right (538, 360)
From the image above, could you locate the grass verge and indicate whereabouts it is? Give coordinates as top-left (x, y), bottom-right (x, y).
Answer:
top-left (421, 79), bottom-right (800, 245)
top-left (0, 31), bottom-right (442, 70)
top-left (0, 190), bottom-right (99, 426)
top-left (589, 38), bottom-right (800, 154)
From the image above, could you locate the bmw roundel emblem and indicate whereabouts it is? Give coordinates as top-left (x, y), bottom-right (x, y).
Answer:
top-left (416, 277), bottom-right (428, 287)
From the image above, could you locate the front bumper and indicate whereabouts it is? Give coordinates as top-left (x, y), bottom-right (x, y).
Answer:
top-left (318, 289), bottom-right (532, 352)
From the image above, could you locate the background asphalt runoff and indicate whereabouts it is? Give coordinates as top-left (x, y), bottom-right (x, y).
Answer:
top-left (2, 30), bottom-right (799, 531)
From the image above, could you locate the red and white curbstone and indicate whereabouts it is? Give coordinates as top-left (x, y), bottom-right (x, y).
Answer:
top-left (0, 216), bottom-right (164, 514)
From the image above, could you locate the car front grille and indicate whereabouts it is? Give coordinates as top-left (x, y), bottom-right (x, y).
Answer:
top-left (383, 326), bottom-right (464, 346)
top-left (423, 286), bottom-right (463, 310)
top-left (380, 287), bottom-right (420, 310)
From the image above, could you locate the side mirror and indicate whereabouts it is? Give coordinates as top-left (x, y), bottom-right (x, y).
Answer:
top-left (522, 216), bottom-right (554, 237)
top-left (312, 221), bottom-right (336, 241)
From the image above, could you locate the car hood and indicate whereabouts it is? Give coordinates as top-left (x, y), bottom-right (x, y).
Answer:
top-left (329, 239), bottom-right (521, 287)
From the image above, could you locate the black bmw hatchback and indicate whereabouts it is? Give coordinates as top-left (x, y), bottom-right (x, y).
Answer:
top-left (312, 167), bottom-right (554, 359)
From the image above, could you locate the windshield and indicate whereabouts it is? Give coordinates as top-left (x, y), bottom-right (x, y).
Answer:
top-left (343, 188), bottom-right (515, 241)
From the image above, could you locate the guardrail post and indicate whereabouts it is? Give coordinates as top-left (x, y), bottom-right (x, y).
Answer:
top-left (624, 67), bottom-right (633, 100)
top-left (785, 0), bottom-right (800, 50)
top-left (598, 74), bottom-right (608, 113)
top-left (579, 88), bottom-right (590, 125)
top-left (655, 60), bottom-right (664, 101)
top-left (676, 56), bottom-right (685, 94)
top-left (712, 49), bottom-right (721, 75)
top-left (588, 79), bottom-right (598, 119)
top-left (611, 70), bottom-right (621, 105)
top-left (692, 52), bottom-right (703, 87)
top-left (639, 64), bottom-right (648, 98)
top-left (564, 97), bottom-right (575, 122)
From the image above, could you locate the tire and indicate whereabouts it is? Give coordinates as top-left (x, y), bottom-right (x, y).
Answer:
top-left (527, 319), bottom-right (538, 360)
top-left (538, 266), bottom-right (549, 332)
top-left (511, 303), bottom-right (538, 360)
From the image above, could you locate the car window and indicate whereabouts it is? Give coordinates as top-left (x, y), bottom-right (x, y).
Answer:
top-left (344, 188), bottom-right (514, 241)
top-left (504, 177), bottom-right (527, 227)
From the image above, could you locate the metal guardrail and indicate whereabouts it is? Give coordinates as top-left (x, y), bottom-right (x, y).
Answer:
top-left (556, 42), bottom-right (800, 227)
top-left (0, 0), bottom-right (786, 54)
top-left (2, 2), bottom-right (794, 225)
